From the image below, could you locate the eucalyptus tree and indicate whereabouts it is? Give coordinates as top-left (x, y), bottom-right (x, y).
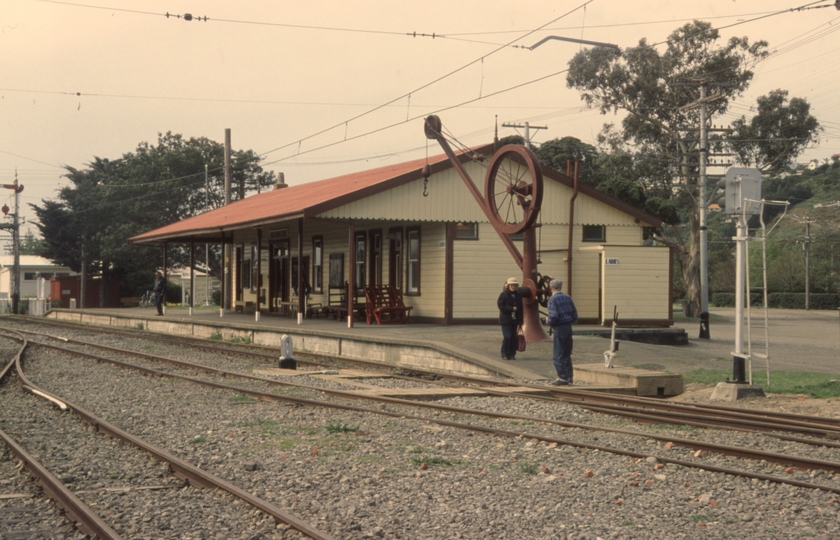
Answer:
top-left (566, 20), bottom-right (768, 315)
top-left (729, 89), bottom-right (820, 174)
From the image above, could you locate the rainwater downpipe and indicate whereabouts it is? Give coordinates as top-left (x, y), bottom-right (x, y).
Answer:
top-left (566, 161), bottom-right (579, 298)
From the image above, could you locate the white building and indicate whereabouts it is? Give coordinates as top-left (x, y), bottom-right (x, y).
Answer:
top-left (0, 255), bottom-right (75, 299)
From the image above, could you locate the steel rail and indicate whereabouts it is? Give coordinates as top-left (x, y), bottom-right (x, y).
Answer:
top-left (547, 386), bottom-right (840, 429)
top-left (11, 320), bottom-right (831, 432)
top-left (0, 330), bottom-right (123, 539)
top-left (21, 326), bottom-right (840, 444)
top-left (570, 402), bottom-right (840, 449)
top-left (14, 318), bottom-right (840, 433)
top-left (4, 331), bottom-right (336, 540)
top-left (24, 338), bottom-right (840, 488)
top-left (566, 400), bottom-right (840, 438)
top-left (0, 428), bottom-right (124, 539)
top-left (14, 321), bottom-right (840, 461)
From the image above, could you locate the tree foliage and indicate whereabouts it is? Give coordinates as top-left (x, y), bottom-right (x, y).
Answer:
top-left (32, 132), bottom-right (275, 296)
top-left (535, 137), bottom-right (599, 185)
top-left (729, 89), bottom-right (820, 174)
top-left (566, 20), bottom-right (769, 316)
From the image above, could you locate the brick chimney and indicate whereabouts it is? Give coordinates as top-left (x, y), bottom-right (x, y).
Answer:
top-left (274, 172), bottom-right (287, 190)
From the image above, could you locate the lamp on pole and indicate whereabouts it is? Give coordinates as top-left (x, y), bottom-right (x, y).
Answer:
top-left (2, 173), bottom-right (24, 314)
top-left (205, 163), bottom-right (210, 306)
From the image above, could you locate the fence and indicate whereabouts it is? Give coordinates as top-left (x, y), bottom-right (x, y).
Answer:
top-left (0, 298), bottom-right (50, 316)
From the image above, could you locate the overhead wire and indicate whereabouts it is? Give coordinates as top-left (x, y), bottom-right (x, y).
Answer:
top-left (258, 0), bottom-right (595, 160)
top-left (20, 0), bottom-right (837, 199)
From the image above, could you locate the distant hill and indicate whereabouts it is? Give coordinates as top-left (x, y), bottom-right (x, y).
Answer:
top-left (706, 159), bottom-right (840, 295)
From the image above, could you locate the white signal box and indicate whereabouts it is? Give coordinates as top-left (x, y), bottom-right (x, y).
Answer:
top-left (723, 167), bottom-right (763, 215)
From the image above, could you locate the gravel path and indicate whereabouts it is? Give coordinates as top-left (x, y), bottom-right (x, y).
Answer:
top-left (3, 320), bottom-right (840, 539)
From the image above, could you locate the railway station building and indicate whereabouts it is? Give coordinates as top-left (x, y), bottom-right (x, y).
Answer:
top-left (129, 144), bottom-right (672, 327)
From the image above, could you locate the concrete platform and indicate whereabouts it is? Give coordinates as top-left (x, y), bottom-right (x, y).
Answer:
top-left (39, 307), bottom-right (687, 397)
top-left (575, 363), bottom-right (683, 397)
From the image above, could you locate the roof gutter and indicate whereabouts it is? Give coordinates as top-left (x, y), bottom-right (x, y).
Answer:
top-left (129, 213), bottom-right (306, 245)
top-left (567, 161), bottom-right (579, 298)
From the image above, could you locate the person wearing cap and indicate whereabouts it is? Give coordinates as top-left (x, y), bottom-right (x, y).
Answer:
top-left (497, 277), bottom-right (524, 360)
top-left (546, 279), bottom-right (578, 385)
top-left (153, 271), bottom-right (166, 316)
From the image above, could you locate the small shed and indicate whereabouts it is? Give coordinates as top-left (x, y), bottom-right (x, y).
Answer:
top-left (49, 276), bottom-right (121, 309)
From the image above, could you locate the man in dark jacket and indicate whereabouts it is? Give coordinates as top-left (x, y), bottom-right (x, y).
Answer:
top-left (153, 271), bottom-right (166, 316)
top-left (546, 279), bottom-right (578, 385)
top-left (497, 277), bottom-right (524, 360)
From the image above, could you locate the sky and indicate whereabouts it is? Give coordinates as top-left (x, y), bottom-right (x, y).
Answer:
top-left (2, 0), bottom-right (839, 236)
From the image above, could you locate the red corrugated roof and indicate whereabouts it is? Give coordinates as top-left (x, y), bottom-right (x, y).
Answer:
top-left (129, 148), bottom-right (474, 244)
top-left (129, 142), bottom-right (661, 245)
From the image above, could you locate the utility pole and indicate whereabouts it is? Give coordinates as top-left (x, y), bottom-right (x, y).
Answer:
top-left (1, 173), bottom-right (23, 314)
top-left (205, 163), bottom-right (210, 306)
top-left (673, 79), bottom-right (736, 339)
top-left (223, 129), bottom-right (232, 313)
top-left (501, 122), bottom-right (547, 149)
top-left (698, 83), bottom-right (709, 337)
top-left (804, 218), bottom-right (812, 311)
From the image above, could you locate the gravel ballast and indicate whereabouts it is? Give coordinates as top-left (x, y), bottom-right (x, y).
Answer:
top-left (2, 320), bottom-right (840, 539)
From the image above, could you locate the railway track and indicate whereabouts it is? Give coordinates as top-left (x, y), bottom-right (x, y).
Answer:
top-left (0, 328), bottom-right (335, 539)
top-left (4, 317), bottom-right (840, 538)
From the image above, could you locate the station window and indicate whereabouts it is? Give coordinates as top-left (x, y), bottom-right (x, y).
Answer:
top-left (312, 236), bottom-right (323, 293)
top-left (582, 225), bottom-right (606, 243)
top-left (355, 233), bottom-right (366, 291)
top-left (406, 227), bottom-right (420, 295)
top-left (454, 222), bottom-right (478, 240)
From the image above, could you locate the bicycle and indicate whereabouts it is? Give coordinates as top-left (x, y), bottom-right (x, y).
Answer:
top-left (139, 290), bottom-right (155, 308)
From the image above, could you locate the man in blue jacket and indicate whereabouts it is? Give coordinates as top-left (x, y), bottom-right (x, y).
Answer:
top-left (546, 279), bottom-right (577, 385)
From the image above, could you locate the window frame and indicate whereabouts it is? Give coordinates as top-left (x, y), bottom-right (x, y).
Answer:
top-left (388, 227), bottom-right (403, 291)
top-left (250, 244), bottom-right (259, 293)
top-left (354, 232), bottom-right (366, 292)
top-left (582, 225), bottom-right (606, 243)
top-left (406, 227), bottom-right (421, 296)
top-left (312, 236), bottom-right (323, 293)
top-left (454, 222), bottom-right (479, 240)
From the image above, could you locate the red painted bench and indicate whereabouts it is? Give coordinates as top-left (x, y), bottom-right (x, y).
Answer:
top-left (364, 285), bottom-right (413, 324)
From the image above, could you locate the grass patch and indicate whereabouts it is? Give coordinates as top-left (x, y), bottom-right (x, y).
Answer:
top-left (325, 420), bottom-right (358, 433)
top-left (618, 519), bottom-right (635, 527)
top-left (233, 419), bottom-right (317, 437)
top-left (278, 439), bottom-right (297, 449)
top-left (409, 446), bottom-right (431, 454)
top-left (517, 461), bottom-right (539, 475)
top-left (134, 323), bottom-right (145, 330)
top-left (688, 514), bottom-right (717, 523)
top-left (684, 368), bottom-right (840, 398)
top-left (188, 435), bottom-right (207, 444)
top-left (410, 456), bottom-right (453, 467)
top-left (231, 395), bottom-right (256, 403)
top-left (209, 331), bottom-right (223, 341)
